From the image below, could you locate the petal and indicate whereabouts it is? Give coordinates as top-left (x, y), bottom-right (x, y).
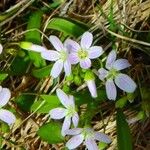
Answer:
top-left (0, 44), bottom-right (3, 54)
top-left (98, 68), bottom-right (108, 81)
top-left (49, 36), bottom-right (64, 51)
top-left (64, 39), bottom-right (80, 52)
top-left (41, 50), bottom-right (60, 61)
top-left (115, 73), bottom-right (137, 93)
top-left (106, 50), bottom-right (117, 70)
top-left (56, 89), bottom-right (70, 108)
top-left (0, 88), bottom-right (11, 107)
top-left (66, 134), bottom-right (84, 149)
top-left (69, 53), bottom-right (79, 64)
top-left (80, 58), bottom-right (91, 69)
top-left (50, 60), bottom-right (63, 78)
top-left (0, 109), bottom-right (16, 126)
top-left (30, 44), bottom-right (47, 52)
top-left (49, 108), bottom-right (66, 119)
top-left (72, 113), bottom-right (79, 127)
top-left (88, 46), bottom-right (103, 59)
top-left (94, 132), bottom-right (111, 143)
top-left (85, 138), bottom-right (99, 150)
top-left (65, 128), bottom-right (83, 135)
top-left (86, 80), bottom-right (97, 98)
top-left (113, 59), bottom-right (131, 71)
top-left (81, 32), bottom-right (93, 49)
top-left (106, 79), bottom-right (117, 100)
top-left (61, 117), bottom-right (71, 136)
top-left (68, 95), bottom-right (75, 107)
top-left (64, 60), bottom-right (71, 76)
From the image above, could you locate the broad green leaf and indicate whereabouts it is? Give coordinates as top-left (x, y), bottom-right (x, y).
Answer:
top-left (31, 95), bottom-right (60, 113)
top-left (37, 122), bottom-right (64, 144)
top-left (32, 65), bottom-right (52, 78)
top-left (116, 109), bottom-right (132, 150)
top-left (16, 94), bottom-right (35, 112)
top-left (0, 73), bottom-right (8, 81)
top-left (25, 11), bottom-right (46, 67)
top-left (115, 96), bottom-right (128, 108)
top-left (47, 17), bottom-right (89, 37)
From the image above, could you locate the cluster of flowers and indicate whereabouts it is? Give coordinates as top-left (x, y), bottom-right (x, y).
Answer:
top-left (22, 31), bottom-right (137, 100)
top-left (0, 44), bottom-right (16, 126)
top-left (50, 88), bottom-right (111, 149)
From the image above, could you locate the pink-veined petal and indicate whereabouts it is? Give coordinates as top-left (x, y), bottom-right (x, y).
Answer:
top-left (56, 89), bottom-right (70, 108)
top-left (113, 59), bottom-right (131, 71)
top-left (81, 32), bottom-right (93, 49)
top-left (0, 44), bottom-right (3, 54)
top-left (49, 108), bottom-right (66, 119)
top-left (64, 39), bottom-right (80, 52)
top-left (61, 116), bottom-right (71, 136)
top-left (106, 50), bottom-right (117, 70)
top-left (64, 60), bottom-right (71, 76)
top-left (65, 128), bottom-right (83, 135)
top-left (84, 138), bottom-right (99, 150)
top-left (80, 58), bottom-right (91, 69)
top-left (106, 79), bottom-right (117, 100)
top-left (86, 80), bottom-right (97, 98)
top-left (0, 109), bottom-right (16, 126)
top-left (68, 95), bottom-right (75, 107)
top-left (49, 36), bottom-right (64, 51)
top-left (88, 46), bottom-right (103, 59)
top-left (98, 68), bottom-right (108, 81)
top-left (115, 73), bottom-right (137, 93)
top-left (94, 132), bottom-right (111, 143)
top-left (41, 50), bottom-right (60, 61)
top-left (66, 134), bottom-right (84, 149)
top-left (69, 53), bottom-right (79, 64)
top-left (0, 88), bottom-right (11, 107)
top-left (30, 44), bottom-right (47, 52)
top-left (50, 60), bottom-right (63, 78)
top-left (72, 113), bottom-right (79, 127)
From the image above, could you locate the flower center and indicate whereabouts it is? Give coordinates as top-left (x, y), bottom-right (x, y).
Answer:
top-left (60, 50), bottom-right (68, 61)
top-left (82, 128), bottom-right (94, 139)
top-left (107, 68), bottom-right (118, 80)
top-left (78, 49), bottom-right (88, 59)
top-left (66, 106), bottom-right (76, 117)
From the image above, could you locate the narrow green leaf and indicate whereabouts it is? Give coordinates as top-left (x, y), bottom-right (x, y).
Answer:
top-left (31, 95), bottom-right (60, 113)
top-left (25, 11), bottom-right (46, 67)
top-left (37, 122), bottom-right (64, 144)
top-left (47, 17), bottom-right (89, 37)
top-left (0, 73), bottom-right (8, 81)
top-left (116, 109), bottom-right (133, 150)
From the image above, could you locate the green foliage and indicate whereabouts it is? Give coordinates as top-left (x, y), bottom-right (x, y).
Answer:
top-left (32, 65), bottom-right (52, 78)
top-left (16, 94), bottom-right (35, 112)
top-left (0, 73), bottom-right (8, 81)
top-left (25, 11), bottom-right (46, 67)
top-left (116, 109), bottom-right (133, 150)
top-left (116, 97), bottom-right (128, 108)
top-left (47, 17), bottom-right (89, 37)
top-left (31, 95), bottom-right (61, 113)
top-left (37, 122), bottom-right (64, 144)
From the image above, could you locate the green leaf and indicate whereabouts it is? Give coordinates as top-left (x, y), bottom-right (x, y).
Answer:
top-left (0, 73), bottom-right (8, 81)
top-left (37, 122), bottom-right (64, 144)
top-left (47, 17), bottom-right (89, 37)
top-left (32, 65), bottom-right (52, 78)
top-left (116, 109), bottom-right (133, 150)
top-left (115, 96), bottom-right (128, 108)
top-left (16, 94), bottom-right (35, 112)
top-left (31, 95), bottom-right (60, 113)
top-left (25, 11), bottom-right (46, 67)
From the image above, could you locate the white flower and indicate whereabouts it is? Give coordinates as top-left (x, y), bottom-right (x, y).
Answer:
top-left (65, 127), bottom-right (111, 150)
top-left (98, 50), bottom-right (137, 100)
top-left (41, 36), bottom-right (71, 78)
top-left (0, 86), bottom-right (16, 126)
top-left (49, 89), bottom-right (79, 136)
top-left (65, 32), bottom-right (103, 69)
